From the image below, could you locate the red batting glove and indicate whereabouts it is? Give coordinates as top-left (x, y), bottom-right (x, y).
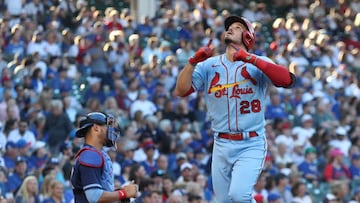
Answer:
top-left (232, 47), bottom-right (258, 65)
top-left (189, 46), bottom-right (212, 66)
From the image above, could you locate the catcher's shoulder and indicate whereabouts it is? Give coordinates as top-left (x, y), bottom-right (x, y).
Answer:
top-left (77, 148), bottom-right (104, 168)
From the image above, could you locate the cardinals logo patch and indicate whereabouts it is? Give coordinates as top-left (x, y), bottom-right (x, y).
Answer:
top-left (241, 66), bottom-right (257, 85)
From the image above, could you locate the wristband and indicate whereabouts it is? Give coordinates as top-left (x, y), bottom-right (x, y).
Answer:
top-left (117, 189), bottom-right (127, 200)
top-left (252, 55), bottom-right (258, 65)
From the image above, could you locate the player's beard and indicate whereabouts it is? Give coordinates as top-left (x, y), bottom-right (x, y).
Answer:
top-left (224, 37), bottom-right (241, 46)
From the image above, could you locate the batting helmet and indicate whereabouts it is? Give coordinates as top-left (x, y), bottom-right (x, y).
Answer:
top-left (224, 15), bottom-right (255, 50)
top-left (75, 112), bottom-right (120, 147)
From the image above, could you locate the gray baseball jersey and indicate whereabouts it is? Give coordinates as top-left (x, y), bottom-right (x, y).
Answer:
top-left (192, 54), bottom-right (270, 203)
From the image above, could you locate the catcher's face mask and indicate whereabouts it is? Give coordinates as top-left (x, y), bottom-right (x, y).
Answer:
top-left (104, 114), bottom-right (120, 148)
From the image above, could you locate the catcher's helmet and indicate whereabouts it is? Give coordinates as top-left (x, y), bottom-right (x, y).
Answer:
top-left (75, 112), bottom-right (120, 147)
top-left (224, 16), bottom-right (255, 51)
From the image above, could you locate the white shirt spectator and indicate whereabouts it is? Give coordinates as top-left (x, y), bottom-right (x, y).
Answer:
top-left (130, 92), bottom-right (157, 119)
top-left (329, 138), bottom-right (352, 158)
top-left (114, 48), bottom-right (129, 75)
top-left (35, 60), bottom-right (47, 79)
top-left (329, 127), bottom-right (352, 157)
top-left (275, 134), bottom-right (294, 153)
top-left (7, 128), bottom-right (36, 149)
top-left (344, 81), bottom-right (360, 98)
top-left (242, 1), bottom-right (257, 22)
top-left (44, 41), bottom-right (61, 57)
top-left (66, 44), bottom-right (79, 58)
top-left (293, 127), bottom-right (315, 147)
top-left (141, 47), bottom-right (161, 65)
top-left (6, 0), bottom-right (23, 16)
top-left (24, 0), bottom-right (44, 18)
top-left (327, 73), bottom-right (344, 90)
top-left (27, 41), bottom-right (48, 59)
top-left (292, 114), bottom-right (316, 148)
top-left (0, 128), bottom-right (7, 152)
top-left (350, 0), bottom-right (360, 13)
top-left (112, 159), bottom-right (121, 177)
top-left (289, 52), bottom-right (310, 73)
top-left (133, 147), bottom-right (160, 163)
top-left (296, 4), bottom-right (310, 19)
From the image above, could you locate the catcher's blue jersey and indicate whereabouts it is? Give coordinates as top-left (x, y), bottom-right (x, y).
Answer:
top-left (192, 54), bottom-right (272, 134)
top-left (71, 145), bottom-right (114, 202)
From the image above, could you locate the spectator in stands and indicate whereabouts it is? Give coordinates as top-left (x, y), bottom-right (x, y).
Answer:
top-left (88, 34), bottom-right (113, 88)
top-left (298, 147), bottom-right (320, 183)
top-left (27, 141), bottom-right (48, 175)
top-left (7, 119), bottom-right (36, 149)
top-left (130, 89), bottom-right (157, 119)
top-left (167, 193), bottom-right (182, 203)
top-left (30, 67), bottom-right (45, 94)
top-left (121, 141), bottom-right (138, 170)
top-left (329, 126), bottom-right (352, 157)
top-left (349, 153), bottom-right (360, 179)
top-left (156, 154), bottom-right (175, 181)
top-left (7, 156), bottom-right (28, 195)
top-left (39, 175), bottom-right (55, 201)
top-left (274, 142), bottom-right (293, 171)
top-left (0, 168), bottom-right (8, 199)
top-left (242, 2), bottom-right (257, 22)
top-left (43, 30), bottom-right (61, 57)
top-left (27, 31), bottom-right (47, 59)
top-left (83, 77), bottom-right (107, 105)
top-left (136, 16), bottom-right (153, 38)
top-left (46, 56), bottom-right (61, 81)
top-left (195, 173), bottom-right (212, 202)
top-left (330, 180), bottom-right (350, 203)
top-left (270, 173), bottom-right (293, 203)
top-left (253, 172), bottom-right (269, 201)
top-left (292, 114), bottom-right (316, 148)
top-left (43, 99), bottom-right (74, 154)
top-left (324, 148), bottom-right (351, 182)
top-left (274, 121), bottom-right (294, 153)
top-left (104, 9), bottom-right (123, 32)
top-left (267, 192), bottom-right (281, 203)
top-left (265, 93), bottom-right (288, 120)
top-left (128, 163), bottom-right (148, 186)
top-left (176, 40), bottom-right (195, 68)
top-left (175, 162), bottom-right (194, 185)
top-left (42, 179), bottom-right (65, 203)
top-left (15, 175), bottom-right (40, 203)
top-left (4, 24), bottom-right (25, 59)
top-left (3, 141), bottom-right (19, 172)
top-left (291, 181), bottom-right (312, 203)
top-left (351, 187), bottom-right (360, 202)
top-left (141, 37), bottom-right (160, 64)
top-left (61, 29), bottom-right (78, 58)
top-left (127, 34), bottom-right (142, 60)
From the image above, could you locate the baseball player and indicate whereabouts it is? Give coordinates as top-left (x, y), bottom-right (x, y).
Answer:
top-left (175, 15), bottom-right (295, 203)
top-left (71, 112), bottom-right (138, 202)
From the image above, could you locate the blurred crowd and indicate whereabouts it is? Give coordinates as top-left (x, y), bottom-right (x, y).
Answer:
top-left (0, 0), bottom-right (359, 202)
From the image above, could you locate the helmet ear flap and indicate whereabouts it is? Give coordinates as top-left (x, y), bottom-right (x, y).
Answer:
top-left (242, 31), bottom-right (255, 51)
top-left (239, 17), bottom-right (255, 51)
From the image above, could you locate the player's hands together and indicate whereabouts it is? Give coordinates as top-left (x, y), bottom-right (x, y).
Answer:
top-left (188, 39), bottom-right (213, 66)
top-left (232, 44), bottom-right (257, 64)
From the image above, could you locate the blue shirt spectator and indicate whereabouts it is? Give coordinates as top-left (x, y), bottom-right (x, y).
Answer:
top-left (350, 153), bottom-right (360, 179)
top-left (7, 156), bottom-right (28, 194)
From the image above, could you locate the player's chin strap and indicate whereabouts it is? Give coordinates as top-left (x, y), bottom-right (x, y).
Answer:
top-left (105, 115), bottom-right (120, 149)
